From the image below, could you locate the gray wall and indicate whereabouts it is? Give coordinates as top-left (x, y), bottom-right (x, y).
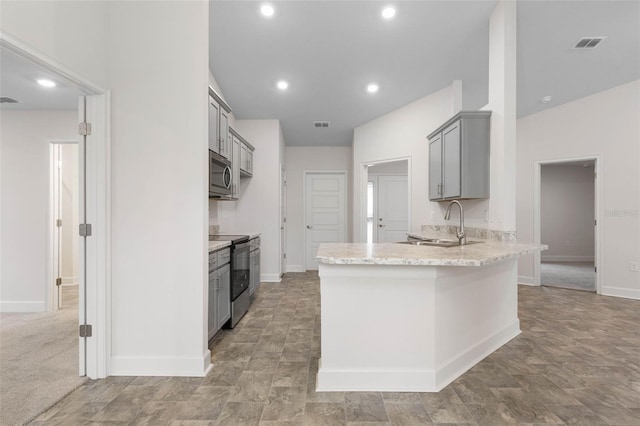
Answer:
top-left (541, 164), bottom-right (595, 262)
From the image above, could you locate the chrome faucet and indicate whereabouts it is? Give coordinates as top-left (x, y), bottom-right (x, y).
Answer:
top-left (444, 200), bottom-right (466, 245)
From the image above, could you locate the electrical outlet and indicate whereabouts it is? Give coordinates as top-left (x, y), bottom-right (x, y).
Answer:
top-left (484, 210), bottom-right (489, 223)
top-left (564, 240), bottom-right (571, 247)
top-left (631, 262), bottom-right (639, 272)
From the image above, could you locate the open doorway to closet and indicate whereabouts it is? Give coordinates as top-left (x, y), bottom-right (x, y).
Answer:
top-left (51, 142), bottom-right (80, 309)
top-left (366, 159), bottom-right (410, 243)
top-left (539, 160), bottom-right (597, 292)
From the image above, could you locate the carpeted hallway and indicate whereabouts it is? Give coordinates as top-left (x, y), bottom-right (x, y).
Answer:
top-left (0, 286), bottom-right (86, 425)
top-left (541, 261), bottom-right (596, 292)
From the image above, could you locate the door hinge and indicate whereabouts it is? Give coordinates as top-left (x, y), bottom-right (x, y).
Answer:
top-left (56, 277), bottom-right (62, 286)
top-left (594, 219), bottom-right (597, 226)
top-left (79, 223), bottom-right (92, 237)
top-left (284, 217), bottom-right (287, 223)
top-left (284, 253), bottom-right (287, 259)
top-left (595, 266), bottom-right (597, 273)
top-left (79, 122), bottom-right (92, 136)
top-left (79, 324), bottom-right (92, 337)
top-left (56, 219), bottom-right (62, 227)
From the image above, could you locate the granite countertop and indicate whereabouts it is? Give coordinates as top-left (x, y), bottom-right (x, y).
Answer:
top-left (316, 233), bottom-right (547, 267)
top-left (208, 241), bottom-right (231, 252)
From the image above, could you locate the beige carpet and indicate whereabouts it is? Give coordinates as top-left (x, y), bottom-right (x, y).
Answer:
top-left (0, 287), bottom-right (87, 425)
top-left (541, 261), bottom-right (596, 292)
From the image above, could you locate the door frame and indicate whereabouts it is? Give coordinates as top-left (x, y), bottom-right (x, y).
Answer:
top-left (303, 171), bottom-right (348, 271)
top-left (280, 164), bottom-right (287, 278)
top-left (533, 156), bottom-right (601, 294)
top-left (1, 34), bottom-right (111, 379)
top-left (360, 157), bottom-right (412, 243)
top-left (48, 140), bottom-right (79, 311)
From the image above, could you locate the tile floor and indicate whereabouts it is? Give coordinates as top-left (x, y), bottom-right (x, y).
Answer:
top-left (31, 272), bottom-right (640, 425)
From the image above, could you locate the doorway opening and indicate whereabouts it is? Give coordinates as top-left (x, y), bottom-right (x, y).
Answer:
top-left (51, 142), bottom-right (80, 310)
top-left (1, 34), bottom-right (109, 385)
top-left (536, 158), bottom-right (599, 293)
top-left (365, 159), bottom-right (410, 243)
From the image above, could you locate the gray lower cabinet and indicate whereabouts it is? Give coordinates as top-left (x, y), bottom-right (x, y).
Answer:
top-left (216, 263), bottom-right (231, 327)
top-left (208, 247), bottom-right (231, 341)
top-left (428, 111), bottom-right (491, 201)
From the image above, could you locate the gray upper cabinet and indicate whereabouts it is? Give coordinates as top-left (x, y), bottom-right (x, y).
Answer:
top-left (208, 86), bottom-right (232, 160)
top-left (240, 141), bottom-right (254, 177)
top-left (427, 111), bottom-right (491, 201)
top-left (208, 95), bottom-right (220, 154)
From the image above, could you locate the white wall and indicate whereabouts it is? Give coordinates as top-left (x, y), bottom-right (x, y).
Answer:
top-left (369, 160), bottom-right (408, 175)
top-left (541, 165), bottom-right (595, 262)
top-left (285, 146), bottom-right (352, 272)
top-left (517, 80), bottom-right (640, 299)
top-left (0, 0), bottom-right (108, 89)
top-left (106, 1), bottom-right (211, 375)
top-left (352, 84), bottom-right (459, 242)
top-left (0, 110), bottom-right (78, 312)
top-left (217, 120), bottom-right (285, 281)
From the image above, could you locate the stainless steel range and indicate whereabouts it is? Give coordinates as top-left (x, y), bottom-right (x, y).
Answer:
top-left (209, 234), bottom-right (250, 328)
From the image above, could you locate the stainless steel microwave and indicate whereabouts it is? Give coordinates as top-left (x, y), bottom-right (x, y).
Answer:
top-left (209, 150), bottom-right (232, 198)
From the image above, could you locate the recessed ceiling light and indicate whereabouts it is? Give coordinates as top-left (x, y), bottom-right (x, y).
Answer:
top-left (366, 83), bottom-right (379, 94)
top-left (540, 95), bottom-right (552, 104)
top-left (277, 80), bottom-right (289, 90)
top-left (260, 4), bottom-right (275, 17)
top-left (37, 79), bottom-right (56, 88)
top-left (381, 6), bottom-right (396, 20)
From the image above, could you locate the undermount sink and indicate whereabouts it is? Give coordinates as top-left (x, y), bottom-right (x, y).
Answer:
top-left (397, 239), bottom-right (483, 248)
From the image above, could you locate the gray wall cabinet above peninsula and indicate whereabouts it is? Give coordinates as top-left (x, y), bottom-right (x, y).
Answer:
top-left (428, 111), bottom-right (491, 202)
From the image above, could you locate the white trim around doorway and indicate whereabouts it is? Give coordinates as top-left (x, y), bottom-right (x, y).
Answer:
top-left (359, 157), bottom-right (412, 243)
top-left (533, 156), bottom-right (601, 294)
top-left (1, 33), bottom-right (111, 379)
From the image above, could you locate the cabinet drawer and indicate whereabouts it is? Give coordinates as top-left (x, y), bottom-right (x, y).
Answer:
top-left (208, 251), bottom-right (218, 272)
top-left (217, 248), bottom-right (231, 265)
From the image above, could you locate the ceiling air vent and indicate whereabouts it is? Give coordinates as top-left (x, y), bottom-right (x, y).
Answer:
top-left (573, 37), bottom-right (606, 49)
top-left (313, 121), bottom-right (330, 128)
top-left (0, 97), bottom-right (19, 104)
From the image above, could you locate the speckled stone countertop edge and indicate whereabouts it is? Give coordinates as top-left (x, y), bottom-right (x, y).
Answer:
top-left (208, 241), bottom-right (231, 252)
top-left (316, 238), bottom-right (548, 267)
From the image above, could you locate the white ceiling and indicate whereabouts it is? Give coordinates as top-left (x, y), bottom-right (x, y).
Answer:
top-left (210, 0), bottom-right (640, 146)
top-left (1, 1), bottom-right (637, 144)
top-left (0, 47), bottom-right (83, 110)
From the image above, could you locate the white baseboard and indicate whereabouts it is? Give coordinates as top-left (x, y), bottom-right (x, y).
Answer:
top-left (0, 301), bottom-right (46, 312)
top-left (601, 286), bottom-right (640, 300)
top-left (435, 322), bottom-right (521, 391)
top-left (286, 265), bottom-right (305, 273)
top-left (541, 255), bottom-right (594, 262)
top-left (260, 274), bottom-right (281, 283)
top-left (316, 322), bottom-right (520, 392)
top-left (110, 350), bottom-right (212, 377)
top-left (518, 276), bottom-right (538, 286)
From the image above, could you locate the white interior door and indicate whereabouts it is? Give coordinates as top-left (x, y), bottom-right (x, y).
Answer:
top-left (377, 175), bottom-right (408, 243)
top-left (305, 172), bottom-right (346, 270)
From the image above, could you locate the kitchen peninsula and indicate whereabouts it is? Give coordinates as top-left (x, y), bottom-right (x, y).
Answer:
top-left (315, 235), bottom-right (546, 392)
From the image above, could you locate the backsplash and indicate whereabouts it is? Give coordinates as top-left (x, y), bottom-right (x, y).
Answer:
top-left (421, 225), bottom-right (517, 242)
top-left (209, 225), bottom-right (220, 236)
